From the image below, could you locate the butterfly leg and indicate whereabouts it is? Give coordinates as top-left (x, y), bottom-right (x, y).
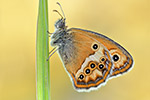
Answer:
top-left (47, 30), bottom-right (52, 37)
top-left (47, 47), bottom-right (59, 61)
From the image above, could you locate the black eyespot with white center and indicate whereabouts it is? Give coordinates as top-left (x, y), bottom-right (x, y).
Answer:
top-left (90, 63), bottom-right (95, 68)
top-left (79, 74), bottom-right (84, 80)
top-left (85, 69), bottom-right (91, 74)
top-left (92, 44), bottom-right (98, 50)
top-left (99, 64), bottom-right (104, 69)
top-left (113, 54), bottom-right (119, 62)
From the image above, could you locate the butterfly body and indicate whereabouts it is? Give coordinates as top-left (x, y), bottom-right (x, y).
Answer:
top-left (50, 5), bottom-right (134, 92)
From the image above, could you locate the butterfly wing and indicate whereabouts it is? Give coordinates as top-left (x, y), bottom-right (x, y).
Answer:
top-left (70, 28), bottom-right (134, 78)
top-left (57, 28), bottom-right (113, 91)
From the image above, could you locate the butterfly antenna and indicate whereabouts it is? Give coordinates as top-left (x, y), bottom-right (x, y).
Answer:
top-left (53, 10), bottom-right (63, 19)
top-left (56, 2), bottom-right (66, 19)
top-left (47, 47), bottom-right (59, 61)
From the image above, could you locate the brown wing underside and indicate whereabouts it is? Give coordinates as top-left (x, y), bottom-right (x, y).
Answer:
top-left (70, 28), bottom-right (134, 78)
top-left (58, 28), bottom-right (133, 90)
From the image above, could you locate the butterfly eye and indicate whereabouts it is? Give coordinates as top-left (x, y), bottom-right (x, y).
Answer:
top-left (91, 42), bottom-right (99, 51)
top-left (98, 63), bottom-right (105, 70)
top-left (84, 67), bottom-right (92, 75)
top-left (113, 54), bottom-right (119, 62)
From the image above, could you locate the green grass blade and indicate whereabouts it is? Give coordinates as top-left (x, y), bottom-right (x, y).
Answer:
top-left (36, 0), bottom-right (50, 100)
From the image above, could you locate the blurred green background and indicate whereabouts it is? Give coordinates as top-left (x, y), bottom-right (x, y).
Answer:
top-left (0, 0), bottom-right (150, 100)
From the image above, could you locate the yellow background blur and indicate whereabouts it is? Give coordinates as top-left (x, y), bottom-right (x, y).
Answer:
top-left (0, 0), bottom-right (150, 100)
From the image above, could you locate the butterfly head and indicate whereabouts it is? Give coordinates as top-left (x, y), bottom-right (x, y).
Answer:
top-left (55, 18), bottom-right (66, 29)
top-left (50, 3), bottom-right (67, 47)
top-left (53, 2), bottom-right (66, 30)
top-left (51, 18), bottom-right (67, 46)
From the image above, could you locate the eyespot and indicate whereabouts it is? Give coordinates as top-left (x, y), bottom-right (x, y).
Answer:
top-left (78, 73), bottom-right (85, 80)
top-left (98, 63), bottom-right (105, 70)
top-left (91, 42), bottom-right (99, 51)
top-left (90, 63), bottom-right (95, 68)
top-left (113, 54), bottom-right (119, 62)
top-left (84, 67), bottom-right (92, 75)
top-left (85, 69), bottom-right (90, 74)
top-left (89, 62), bottom-right (97, 70)
top-left (93, 44), bottom-right (98, 49)
top-left (79, 74), bottom-right (84, 79)
top-left (100, 56), bottom-right (106, 62)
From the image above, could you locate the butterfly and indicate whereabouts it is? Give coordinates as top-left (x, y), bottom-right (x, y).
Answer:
top-left (48, 2), bottom-right (134, 92)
